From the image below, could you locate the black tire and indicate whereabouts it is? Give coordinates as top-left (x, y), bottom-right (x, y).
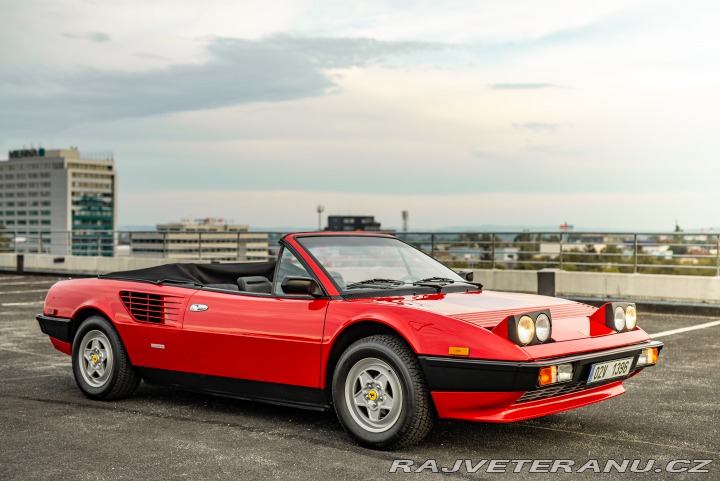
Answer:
top-left (332, 334), bottom-right (434, 450)
top-left (71, 315), bottom-right (140, 401)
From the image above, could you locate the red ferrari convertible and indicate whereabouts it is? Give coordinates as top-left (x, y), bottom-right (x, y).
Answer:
top-left (37, 232), bottom-right (662, 449)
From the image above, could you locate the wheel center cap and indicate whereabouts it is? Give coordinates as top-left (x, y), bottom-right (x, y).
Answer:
top-left (91, 354), bottom-right (99, 364)
top-left (367, 389), bottom-right (378, 401)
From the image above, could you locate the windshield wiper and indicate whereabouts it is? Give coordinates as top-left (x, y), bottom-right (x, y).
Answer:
top-left (409, 276), bottom-right (458, 293)
top-left (413, 277), bottom-right (456, 284)
top-left (345, 278), bottom-right (406, 289)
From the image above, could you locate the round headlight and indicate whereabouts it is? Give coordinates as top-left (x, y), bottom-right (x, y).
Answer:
top-left (613, 306), bottom-right (626, 331)
top-left (517, 315), bottom-right (535, 345)
top-left (625, 305), bottom-right (637, 330)
top-left (535, 313), bottom-right (551, 343)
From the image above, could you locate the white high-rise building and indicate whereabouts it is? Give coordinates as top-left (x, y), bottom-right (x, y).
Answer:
top-left (0, 147), bottom-right (117, 255)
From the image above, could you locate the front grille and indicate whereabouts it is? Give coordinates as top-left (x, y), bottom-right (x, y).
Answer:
top-left (514, 370), bottom-right (638, 404)
top-left (515, 381), bottom-right (588, 403)
top-left (119, 291), bottom-right (182, 323)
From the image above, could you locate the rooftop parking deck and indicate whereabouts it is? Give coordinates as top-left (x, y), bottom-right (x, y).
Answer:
top-left (0, 274), bottom-right (717, 480)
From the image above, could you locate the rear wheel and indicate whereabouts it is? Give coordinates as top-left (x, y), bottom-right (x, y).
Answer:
top-left (72, 315), bottom-right (140, 400)
top-left (332, 335), bottom-right (434, 450)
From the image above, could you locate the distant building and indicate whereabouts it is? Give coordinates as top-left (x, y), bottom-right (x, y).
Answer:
top-left (130, 219), bottom-right (269, 261)
top-left (0, 147), bottom-right (116, 255)
top-left (326, 215), bottom-right (382, 231)
top-left (494, 247), bottom-right (520, 262)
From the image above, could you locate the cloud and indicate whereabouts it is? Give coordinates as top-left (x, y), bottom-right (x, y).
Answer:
top-left (63, 31), bottom-right (111, 43)
top-left (513, 122), bottom-right (561, 133)
top-left (489, 83), bottom-right (563, 90)
top-left (0, 35), bottom-right (439, 134)
top-left (133, 52), bottom-right (170, 61)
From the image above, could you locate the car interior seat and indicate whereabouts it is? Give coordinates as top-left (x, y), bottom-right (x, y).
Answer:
top-left (237, 276), bottom-right (273, 294)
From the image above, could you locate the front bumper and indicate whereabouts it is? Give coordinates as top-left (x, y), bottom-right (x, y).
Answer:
top-left (419, 340), bottom-right (663, 422)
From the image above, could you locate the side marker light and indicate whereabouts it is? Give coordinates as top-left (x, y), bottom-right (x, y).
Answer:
top-left (448, 346), bottom-right (470, 356)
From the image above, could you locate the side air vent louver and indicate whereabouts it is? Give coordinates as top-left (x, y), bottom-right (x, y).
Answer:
top-left (119, 291), bottom-right (182, 323)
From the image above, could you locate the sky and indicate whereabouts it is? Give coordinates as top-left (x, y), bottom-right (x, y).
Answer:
top-left (2, 0), bottom-right (719, 231)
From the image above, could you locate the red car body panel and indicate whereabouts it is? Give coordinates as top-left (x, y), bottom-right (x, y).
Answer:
top-left (50, 337), bottom-right (72, 355)
top-left (432, 381), bottom-right (627, 422)
top-left (182, 290), bottom-right (328, 387)
top-left (45, 279), bottom-right (197, 372)
top-left (37, 231), bottom-right (662, 422)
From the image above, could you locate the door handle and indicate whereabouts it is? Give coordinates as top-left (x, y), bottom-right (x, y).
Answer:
top-left (189, 304), bottom-right (208, 312)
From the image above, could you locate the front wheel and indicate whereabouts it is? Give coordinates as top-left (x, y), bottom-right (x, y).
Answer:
top-left (72, 315), bottom-right (140, 400)
top-left (332, 335), bottom-right (434, 450)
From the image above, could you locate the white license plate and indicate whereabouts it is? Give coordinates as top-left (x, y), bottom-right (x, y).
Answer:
top-left (587, 357), bottom-right (633, 384)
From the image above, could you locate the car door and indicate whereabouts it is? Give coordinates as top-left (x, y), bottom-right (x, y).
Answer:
top-left (181, 248), bottom-right (329, 388)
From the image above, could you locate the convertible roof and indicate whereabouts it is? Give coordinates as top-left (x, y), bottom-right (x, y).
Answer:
top-left (99, 261), bottom-right (276, 285)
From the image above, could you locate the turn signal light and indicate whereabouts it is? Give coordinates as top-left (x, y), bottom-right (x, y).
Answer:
top-left (638, 347), bottom-right (659, 365)
top-left (538, 366), bottom-right (557, 386)
top-left (538, 363), bottom-right (574, 386)
top-left (648, 348), bottom-right (658, 364)
top-left (448, 346), bottom-right (470, 356)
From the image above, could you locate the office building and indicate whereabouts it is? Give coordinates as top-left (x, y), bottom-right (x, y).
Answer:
top-left (0, 147), bottom-right (116, 255)
top-left (327, 215), bottom-right (382, 231)
top-left (130, 219), bottom-right (269, 261)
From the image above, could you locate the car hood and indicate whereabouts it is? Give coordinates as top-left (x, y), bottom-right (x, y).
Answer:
top-left (370, 290), bottom-right (601, 342)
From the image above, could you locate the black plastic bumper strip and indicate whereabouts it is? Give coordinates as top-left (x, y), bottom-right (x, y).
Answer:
top-left (36, 314), bottom-right (73, 343)
top-left (419, 340), bottom-right (663, 392)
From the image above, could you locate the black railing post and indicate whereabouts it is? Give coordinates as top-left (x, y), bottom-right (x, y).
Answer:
top-left (559, 233), bottom-right (564, 270)
top-left (633, 234), bottom-right (638, 274)
top-left (537, 269), bottom-right (556, 297)
top-left (491, 235), bottom-right (496, 269)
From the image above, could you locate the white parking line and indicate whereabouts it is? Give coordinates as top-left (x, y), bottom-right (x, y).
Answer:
top-left (0, 289), bottom-right (49, 295)
top-left (0, 281), bottom-right (62, 286)
top-left (650, 320), bottom-right (720, 338)
top-left (1, 301), bottom-right (44, 307)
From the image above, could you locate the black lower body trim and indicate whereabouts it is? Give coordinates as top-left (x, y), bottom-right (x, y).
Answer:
top-left (36, 314), bottom-right (73, 343)
top-left (136, 367), bottom-right (330, 411)
top-left (419, 340), bottom-right (663, 392)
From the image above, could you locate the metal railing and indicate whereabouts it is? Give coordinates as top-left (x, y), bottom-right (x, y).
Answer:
top-left (1, 229), bottom-right (719, 276)
top-left (397, 231), bottom-right (720, 277)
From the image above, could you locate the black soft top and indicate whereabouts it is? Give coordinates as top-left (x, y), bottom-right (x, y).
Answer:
top-left (100, 261), bottom-right (276, 286)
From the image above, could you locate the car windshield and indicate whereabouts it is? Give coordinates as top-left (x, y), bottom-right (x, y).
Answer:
top-left (296, 235), bottom-right (466, 291)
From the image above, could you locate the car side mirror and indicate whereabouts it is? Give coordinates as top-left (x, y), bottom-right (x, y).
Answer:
top-left (456, 269), bottom-right (474, 282)
top-left (281, 276), bottom-right (324, 297)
